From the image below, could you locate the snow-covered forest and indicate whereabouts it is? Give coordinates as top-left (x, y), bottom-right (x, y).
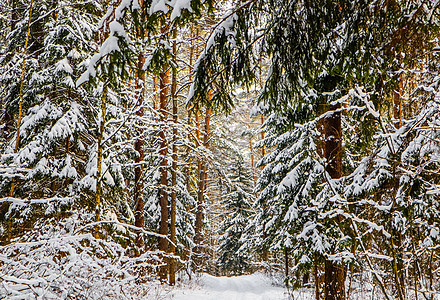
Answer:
top-left (1, 0), bottom-right (440, 299)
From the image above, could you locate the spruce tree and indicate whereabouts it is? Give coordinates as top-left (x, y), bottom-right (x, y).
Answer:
top-left (0, 0), bottom-right (102, 238)
top-left (189, 0), bottom-right (440, 298)
top-left (218, 157), bottom-right (255, 275)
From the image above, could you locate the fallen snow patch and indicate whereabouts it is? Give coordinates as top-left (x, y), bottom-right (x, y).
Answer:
top-left (169, 273), bottom-right (312, 300)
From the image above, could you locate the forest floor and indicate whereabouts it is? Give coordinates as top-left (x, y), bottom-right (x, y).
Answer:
top-left (165, 273), bottom-right (313, 300)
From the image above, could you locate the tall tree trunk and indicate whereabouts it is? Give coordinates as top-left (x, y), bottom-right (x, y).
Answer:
top-left (153, 75), bottom-right (158, 110)
top-left (194, 98), bottom-right (211, 270)
top-left (134, 51), bottom-right (145, 248)
top-left (314, 253), bottom-right (320, 300)
top-left (249, 137), bottom-right (256, 186)
top-left (259, 54), bottom-right (266, 170)
top-left (185, 25), bottom-right (194, 193)
top-left (324, 258), bottom-right (345, 300)
top-left (158, 56), bottom-right (169, 283)
top-left (92, 2), bottom-right (116, 240)
top-left (260, 115), bottom-right (265, 163)
top-left (390, 54), bottom-right (405, 300)
top-left (323, 87), bottom-right (346, 300)
top-left (284, 248), bottom-right (289, 288)
top-left (391, 168), bottom-right (405, 300)
top-left (95, 86), bottom-right (107, 239)
top-left (194, 109), bottom-right (203, 269)
top-left (7, 0), bottom-right (34, 242)
top-left (393, 72), bottom-right (403, 129)
top-left (260, 114), bottom-right (269, 262)
top-left (169, 28), bottom-right (178, 286)
top-left (202, 107), bottom-right (211, 195)
top-left (9, 0), bottom-right (34, 196)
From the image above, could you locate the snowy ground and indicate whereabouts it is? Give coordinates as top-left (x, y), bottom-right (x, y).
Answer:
top-left (167, 273), bottom-right (313, 300)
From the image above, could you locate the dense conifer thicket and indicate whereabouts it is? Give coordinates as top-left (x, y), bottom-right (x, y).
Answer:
top-left (1, 0), bottom-right (440, 299)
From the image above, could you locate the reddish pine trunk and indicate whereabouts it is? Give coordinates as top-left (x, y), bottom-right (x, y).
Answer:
top-left (194, 109), bottom-right (202, 242)
top-left (194, 109), bottom-right (203, 268)
top-left (169, 29), bottom-right (177, 285)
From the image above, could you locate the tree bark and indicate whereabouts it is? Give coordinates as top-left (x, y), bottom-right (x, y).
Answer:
top-left (260, 108), bottom-right (268, 261)
top-left (323, 93), bottom-right (346, 300)
top-left (249, 137), bottom-right (256, 186)
top-left (390, 49), bottom-right (405, 300)
top-left (194, 97), bottom-right (211, 270)
top-left (202, 107), bottom-right (211, 194)
top-left (7, 0), bottom-right (34, 242)
top-left (323, 102), bottom-right (342, 180)
top-left (194, 109), bottom-right (202, 268)
top-left (393, 67), bottom-right (403, 129)
top-left (153, 75), bottom-right (158, 110)
top-left (169, 28), bottom-right (178, 286)
top-left (134, 51), bottom-right (145, 249)
top-left (185, 25), bottom-right (194, 193)
top-left (9, 0), bottom-right (33, 191)
top-left (324, 258), bottom-right (346, 300)
top-left (314, 253), bottom-right (320, 300)
top-left (284, 248), bottom-right (289, 288)
top-left (158, 58), bottom-right (169, 283)
top-left (323, 77), bottom-right (346, 300)
top-left (95, 86), bottom-right (107, 239)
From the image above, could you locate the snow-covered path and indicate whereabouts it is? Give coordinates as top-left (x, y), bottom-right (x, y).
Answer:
top-left (168, 273), bottom-right (312, 300)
